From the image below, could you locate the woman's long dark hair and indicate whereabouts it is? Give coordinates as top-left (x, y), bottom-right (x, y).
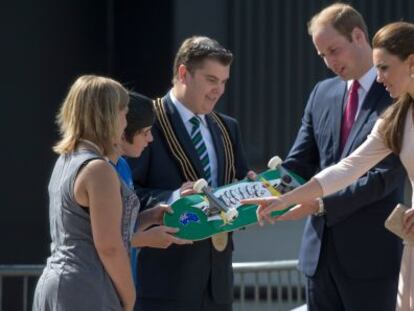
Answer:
top-left (373, 22), bottom-right (414, 154)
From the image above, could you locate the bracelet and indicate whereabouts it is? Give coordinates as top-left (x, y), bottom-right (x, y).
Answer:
top-left (313, 197), bottom-right (325, 216)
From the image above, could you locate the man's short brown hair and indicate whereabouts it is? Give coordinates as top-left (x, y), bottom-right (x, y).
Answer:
top-left (172, 36), bottom-right (233, 83)
top-left (308, 3), bottom-right (369, 42)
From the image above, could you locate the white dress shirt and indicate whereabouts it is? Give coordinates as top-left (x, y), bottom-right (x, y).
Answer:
top-left (167, 90), bottom-right (219, 203)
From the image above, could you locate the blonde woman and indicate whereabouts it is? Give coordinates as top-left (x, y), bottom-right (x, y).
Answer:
top-left (33, 75), bottom-right (135, 311)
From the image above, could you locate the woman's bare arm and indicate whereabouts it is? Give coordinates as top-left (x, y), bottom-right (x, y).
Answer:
top-left (75, 159), bottom-right (135, 311)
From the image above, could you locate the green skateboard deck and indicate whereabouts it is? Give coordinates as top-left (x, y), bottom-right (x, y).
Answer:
top-left (163, 157), bottom-right (305, 240)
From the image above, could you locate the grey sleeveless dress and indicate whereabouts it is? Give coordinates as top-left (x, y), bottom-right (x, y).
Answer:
top-left (33, 150), bottom-right (139, 311)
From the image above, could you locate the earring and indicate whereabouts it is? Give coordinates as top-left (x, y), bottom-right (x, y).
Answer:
top-left (411, 73), bottom-right (414, 79)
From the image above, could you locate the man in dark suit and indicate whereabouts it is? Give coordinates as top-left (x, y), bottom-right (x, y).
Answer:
top-left (281, 4), bottom-right (406, 311)
top-left (128, 36), bottom-right (249, 311)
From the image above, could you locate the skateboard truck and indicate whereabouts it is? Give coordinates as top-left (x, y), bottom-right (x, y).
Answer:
top-left (267, 155), bottom-right (300, 194)
top-left (193, 179), bottom-right (239, 223)
top-left (251, 156), bottom-right (284, 197)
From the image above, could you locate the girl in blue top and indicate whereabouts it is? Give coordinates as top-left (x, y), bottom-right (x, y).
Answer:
top-left (115, 92), bottom-right (192, 284)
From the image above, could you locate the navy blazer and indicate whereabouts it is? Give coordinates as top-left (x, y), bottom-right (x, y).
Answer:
top-left (284, 77), bottom-right (406, 279)
top-left (128, 93), bottom-right (248, 304)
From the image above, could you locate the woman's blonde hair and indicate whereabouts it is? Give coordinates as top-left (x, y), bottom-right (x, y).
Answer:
top-left (53, 75), bottom-right (129, 155)
top-left (373, 22), bottom-right (414, 154)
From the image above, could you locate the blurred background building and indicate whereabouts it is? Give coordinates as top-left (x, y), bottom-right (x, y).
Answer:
top-left (2, 0), bottom-right (414, 309)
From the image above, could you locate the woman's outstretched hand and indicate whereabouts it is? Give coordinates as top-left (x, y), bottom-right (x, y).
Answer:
top-left (240, 197), bottom-right (287, 225)
top-left (240, 197), bottom-right (320, 224)
top-left (276, 200), bottom-right (319, 221)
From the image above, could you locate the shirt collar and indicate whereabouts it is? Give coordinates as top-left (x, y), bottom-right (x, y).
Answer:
top-left (169, 90), bottom-right (207, 126)
top-left (347, 66), bottom-right (376, 93)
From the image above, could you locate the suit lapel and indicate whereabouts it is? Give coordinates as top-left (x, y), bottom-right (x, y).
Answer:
top-left (332, 81), bottom-right (348, 160)
top-left (341, 81), bottom-right (384, 157)
top-left (206, 114), bottom-right (225, 186)
top-left (162, 95), bottom-right (205, 178)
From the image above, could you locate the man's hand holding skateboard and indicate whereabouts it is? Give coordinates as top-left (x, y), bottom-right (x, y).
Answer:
top-left (132, 203), bottom-right (193, 249)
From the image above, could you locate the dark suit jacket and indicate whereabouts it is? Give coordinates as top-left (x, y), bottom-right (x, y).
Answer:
top-left (284, 77), bottom-right (406, 279)
top-left (128, 93), bottom-right (248, 304)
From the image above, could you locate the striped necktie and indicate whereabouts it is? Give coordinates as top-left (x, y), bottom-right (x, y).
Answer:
top-left (190, 116), bottom-right (212, 184)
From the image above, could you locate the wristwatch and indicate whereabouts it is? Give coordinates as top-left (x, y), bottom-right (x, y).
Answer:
top-left (313, 197), bottom-right (325, 216)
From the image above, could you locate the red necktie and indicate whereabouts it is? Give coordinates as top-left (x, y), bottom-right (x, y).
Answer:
top-left (340, 80), bottom-right (360, 152)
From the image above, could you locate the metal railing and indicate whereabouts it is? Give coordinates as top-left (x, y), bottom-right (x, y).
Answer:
top-left (233, 260), bottom-right (306, 311)
top-left (0, 265), bottom-right (43, 311)
top-left (0, 261), bottom-right (305, 311)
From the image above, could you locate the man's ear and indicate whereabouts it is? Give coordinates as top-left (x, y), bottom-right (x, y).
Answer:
top-left (352, 27), bottom-right (366, 45)
top-left (407, 54), bottom-right (414, 68)
top-left (177, 64), bottom-right (188, 83)
top-left (406, 54), bottom-right (414, 77)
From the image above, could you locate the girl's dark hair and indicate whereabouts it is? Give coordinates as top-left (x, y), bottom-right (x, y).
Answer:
top-left (124, 92), bottom-right (155, 143)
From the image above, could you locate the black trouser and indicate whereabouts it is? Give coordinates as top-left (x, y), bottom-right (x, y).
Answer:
top-left (134, 276), bottom-right (232, 311)
top-left (306, 229), bottom-right (398, 311)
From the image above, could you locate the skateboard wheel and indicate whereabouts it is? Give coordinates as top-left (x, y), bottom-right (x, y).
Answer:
top-left (268, 156), bottom-right (282, 169)
top-left (225, 208), bottom-right (239, 222)
top-left (193, 178), bottom-right (208, 193)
